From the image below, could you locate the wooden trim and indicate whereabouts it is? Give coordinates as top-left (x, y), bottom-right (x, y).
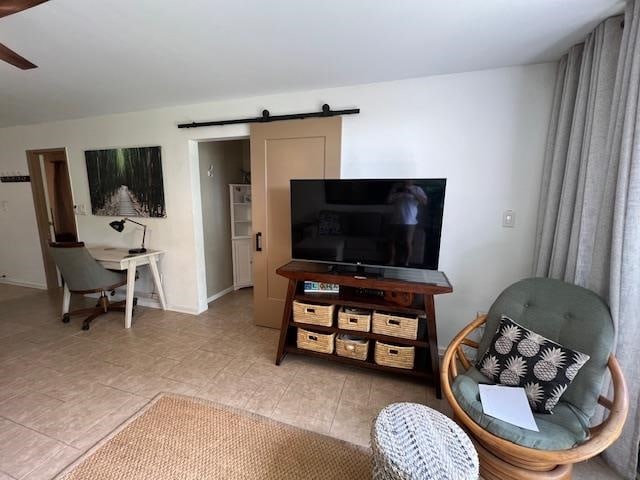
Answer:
top-left (26, 147), bottom-right (66, 154)
top-left (26, 148), bottom-right (77, 289)
top-left (26, 151), bottom-right (58, 289)
top-left (441, 315), bottom-right (629, 472)
top-left (49, 242), bottom-right (84, 248)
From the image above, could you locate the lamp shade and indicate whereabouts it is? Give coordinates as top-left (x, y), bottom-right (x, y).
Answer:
top-left (109, 220), bottom-right (125, 232)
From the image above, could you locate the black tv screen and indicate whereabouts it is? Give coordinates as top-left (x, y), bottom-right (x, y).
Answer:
top-left (290, 179), bottom-right (446, 270)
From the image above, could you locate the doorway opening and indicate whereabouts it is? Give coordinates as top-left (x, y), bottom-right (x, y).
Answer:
top-left (197, 138), bottom-right (253, 307)
top-left (26, 148), bottom-right (77, 290)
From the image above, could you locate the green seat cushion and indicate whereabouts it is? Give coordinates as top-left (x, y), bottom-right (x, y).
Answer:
top-left (452, 367), bottom-right (590, 450)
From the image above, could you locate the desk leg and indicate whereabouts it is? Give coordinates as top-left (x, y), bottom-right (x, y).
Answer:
top-left (148, 255), bottom-right (167, 310)
top-left (62, 284), bottom-right (71, 316)
top-left (125, 259), bottom-right (137, 328)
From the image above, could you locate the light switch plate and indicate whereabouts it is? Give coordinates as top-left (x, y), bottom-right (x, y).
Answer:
top-left (503, 210), bottom-right (515, 228)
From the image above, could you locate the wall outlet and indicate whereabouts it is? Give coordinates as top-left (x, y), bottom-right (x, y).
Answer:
top-left (74, 204), bottom-right (87, 215)
top-left (502, 210), bottom-right (515, 228)
top-left (0, 201), bottom-right (8, 212)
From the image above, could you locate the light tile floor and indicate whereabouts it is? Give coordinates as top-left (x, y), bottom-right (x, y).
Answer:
top-left (0, 284), bottom-right (621, 479)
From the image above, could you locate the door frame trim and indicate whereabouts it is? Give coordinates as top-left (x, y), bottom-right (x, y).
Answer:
top-left (25, 147), bottom-right (75, 290)
top-left (187, 126), bottom-right (250, 314)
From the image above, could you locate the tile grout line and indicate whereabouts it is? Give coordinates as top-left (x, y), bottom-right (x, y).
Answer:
top-left (0, 467), bottom-right (16, 480)
top-left (328, 375), bottom-right (348, 433)
top-left (0, 414), bottom-right (69, 479)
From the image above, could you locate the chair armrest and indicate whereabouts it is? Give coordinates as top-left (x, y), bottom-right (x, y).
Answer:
top-left (574, 355), bottom-right (628, 453)
top-left (441, 314), bottom-right (487, 386)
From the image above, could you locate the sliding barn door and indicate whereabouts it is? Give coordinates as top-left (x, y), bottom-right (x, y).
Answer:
top-left (251, 117), bottom-right (341, 328)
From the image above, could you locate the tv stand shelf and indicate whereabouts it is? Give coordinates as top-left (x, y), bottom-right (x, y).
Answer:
top-left (294, 292), bottom-right (426, 316)
top-left (275, 261), bottom-right (453, 398)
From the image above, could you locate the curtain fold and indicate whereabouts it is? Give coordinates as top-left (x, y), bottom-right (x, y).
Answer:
top-left (533, 2), bottom-right (640, 478)
top-left (533, 19), bottom-right (622, 282)
top-left (592, 2), bottom-right (640, 477)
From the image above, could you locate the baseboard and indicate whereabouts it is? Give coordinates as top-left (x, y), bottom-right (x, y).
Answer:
top-left (207, 286), bottom-right (234, 304)
top-left (84, 292), bottom-right (200, 315)
top-left (0, 277), bottom-right (47, 290)
top-left (166, 304), bottom-right (201, 315)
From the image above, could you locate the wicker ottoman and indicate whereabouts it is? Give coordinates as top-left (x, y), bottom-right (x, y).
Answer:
top-left (371, 402), bottom-right (479, 480)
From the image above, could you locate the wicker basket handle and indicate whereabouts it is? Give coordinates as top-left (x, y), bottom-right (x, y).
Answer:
top-left (387, 319), bottom-right (401, 326)
top-left (389, 349), bottom-right (399, 355)
top-left (308, 335), bottom-right (318, 341)
top-left (305, 307), bottom-right (316, 314)
top-left (349, 317), bottom-right (358, 323)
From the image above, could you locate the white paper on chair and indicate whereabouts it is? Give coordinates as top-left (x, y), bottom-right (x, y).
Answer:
top-left (478, 384), bottom-right (539, 432)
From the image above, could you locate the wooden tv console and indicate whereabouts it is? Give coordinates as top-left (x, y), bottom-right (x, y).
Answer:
top-left (275, 261), bottom-right (453, 398)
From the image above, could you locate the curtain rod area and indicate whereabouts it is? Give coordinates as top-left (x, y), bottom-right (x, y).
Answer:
top-left (177, 104), bottom-right (359, 129)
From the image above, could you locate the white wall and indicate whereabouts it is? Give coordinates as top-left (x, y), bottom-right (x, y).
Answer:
top-left (0, 63), bottom-right (557, 344)
top-left (198, 140), bottom-right (244, 298)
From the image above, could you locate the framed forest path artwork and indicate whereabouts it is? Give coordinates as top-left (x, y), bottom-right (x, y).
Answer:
top-left (85, 146), bottom-right (166, 218)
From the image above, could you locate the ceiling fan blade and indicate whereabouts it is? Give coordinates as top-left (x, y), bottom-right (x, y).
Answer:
top-left (0, 0), bottom-right (49, 19)
top-left (0, 42), bottom-right (37, 69)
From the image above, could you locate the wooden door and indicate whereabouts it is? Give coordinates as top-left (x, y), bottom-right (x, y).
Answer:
top-left (43, 152), bottom-right (77, 242)
top-left (26, 148), bottom-right (77, 289)
top-left (251, 117), bottom-right (341, 328)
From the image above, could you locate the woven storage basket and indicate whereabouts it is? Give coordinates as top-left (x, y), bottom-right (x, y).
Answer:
top-left (374, 341), bottom-right (415, 369)
top-left (293, 301), bottom-right (335, 327)
top-left (297, 328), bottom-right (335, 354)
top-left (337, 307), bottom-right (371, 332)
top-left (372, 311), bottom-right (419, 340)
top-left (335, 334), bottom-right (369, 361)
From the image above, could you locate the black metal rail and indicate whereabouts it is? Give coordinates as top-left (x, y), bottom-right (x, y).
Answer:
top-left (177, 104), bottom-right (359, 129)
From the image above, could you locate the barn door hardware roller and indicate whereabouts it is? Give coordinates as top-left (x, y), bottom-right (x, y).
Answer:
top-left (177, 104), bottom-right (359, 129)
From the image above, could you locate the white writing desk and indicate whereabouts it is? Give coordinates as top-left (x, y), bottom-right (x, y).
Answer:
top-left (85, 246), bottom-right (166, 328)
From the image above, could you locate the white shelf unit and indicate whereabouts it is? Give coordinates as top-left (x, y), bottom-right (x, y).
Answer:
top-left (229, 184), bottom-right (253, 289)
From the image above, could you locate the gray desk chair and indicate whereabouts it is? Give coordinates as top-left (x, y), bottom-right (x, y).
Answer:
top-left (49, 242), bottom-right (136, 330)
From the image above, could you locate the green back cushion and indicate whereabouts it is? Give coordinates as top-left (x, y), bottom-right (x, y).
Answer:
top-left (477, 278), bottom-right (613, 421)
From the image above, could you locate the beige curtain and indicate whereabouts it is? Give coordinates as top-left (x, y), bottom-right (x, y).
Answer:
top-left (533, 2), bottom-right (640, 478)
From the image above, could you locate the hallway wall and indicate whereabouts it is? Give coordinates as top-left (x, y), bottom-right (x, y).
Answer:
top-left (198, 140), bottom-right (245, 299)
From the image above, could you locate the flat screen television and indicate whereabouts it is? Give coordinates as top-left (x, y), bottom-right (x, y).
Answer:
top-left (290, 179), bottom-right (446, 271)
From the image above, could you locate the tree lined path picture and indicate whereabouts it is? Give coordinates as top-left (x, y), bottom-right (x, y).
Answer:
top-left (85, 146), bottom-right (166, 218)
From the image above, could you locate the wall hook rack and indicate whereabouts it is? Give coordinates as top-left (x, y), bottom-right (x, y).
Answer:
top-left (177, 104), bottom-right (359, 129)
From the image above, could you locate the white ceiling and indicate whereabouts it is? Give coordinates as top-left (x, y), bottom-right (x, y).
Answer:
top-left (0, 0), bottom-right (625, 127)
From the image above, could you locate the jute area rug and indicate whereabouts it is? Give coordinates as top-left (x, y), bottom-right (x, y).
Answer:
top-left (57, 394), bottom-right (372, 479)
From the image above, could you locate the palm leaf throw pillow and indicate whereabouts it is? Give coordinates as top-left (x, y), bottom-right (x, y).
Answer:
top-left (476, 315), bottom-right (590, 414)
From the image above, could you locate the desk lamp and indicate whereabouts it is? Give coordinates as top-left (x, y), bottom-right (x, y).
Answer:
top-left (109, 218), bottom-right (147, 254)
